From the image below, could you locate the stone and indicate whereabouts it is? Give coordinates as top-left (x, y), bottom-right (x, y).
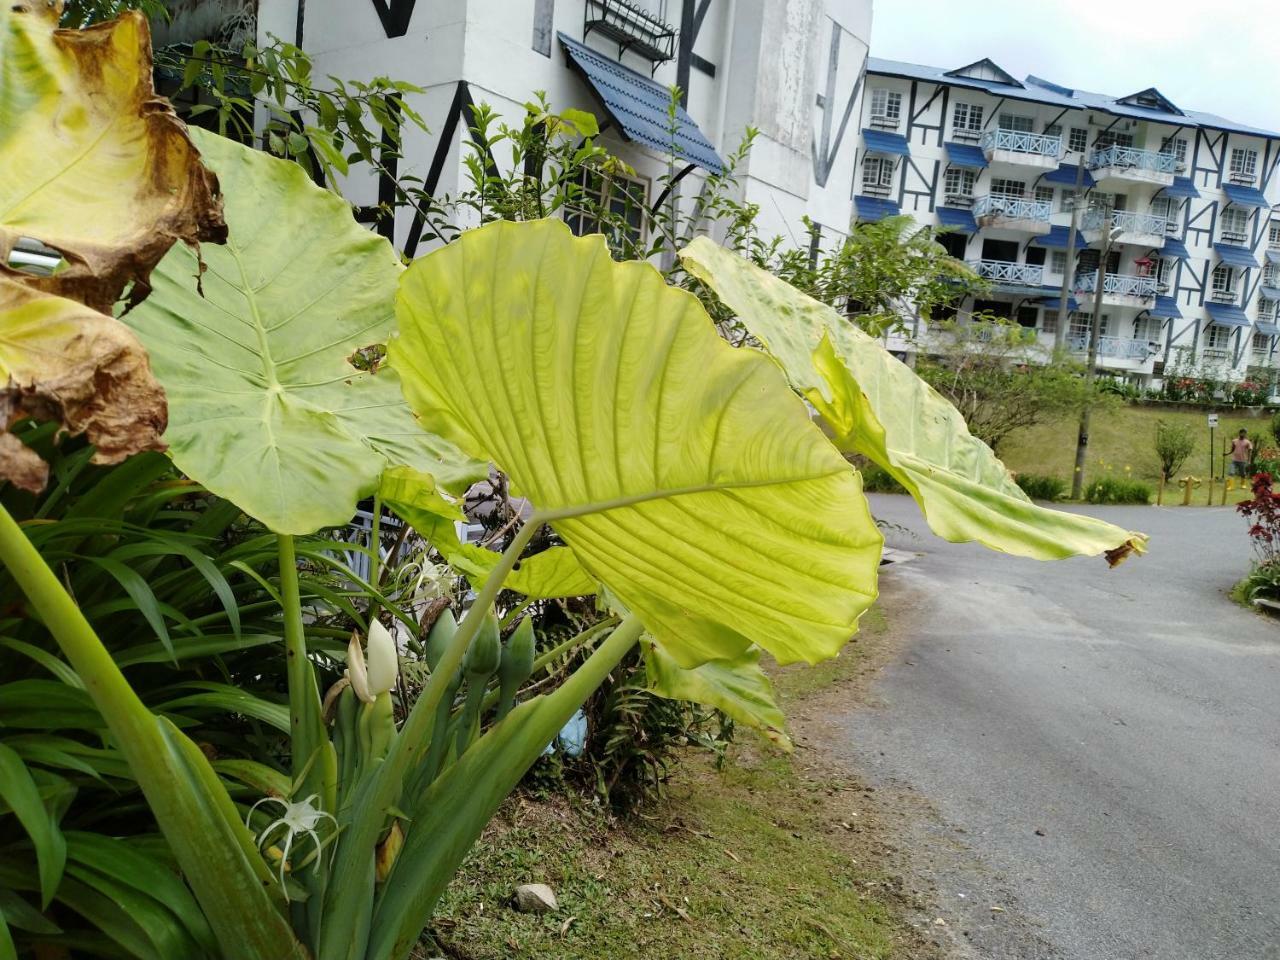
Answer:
top-left (513, 883), bottom-right (558, 914)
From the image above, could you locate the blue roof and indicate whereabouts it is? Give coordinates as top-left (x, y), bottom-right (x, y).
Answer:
top-left (1039, 296), bottom-right (1078, 310)
top-left (863, 129), bottom-right (910, 156)
top-left (1163, 177), bottom-right (1200, 199)
top-left (559, 34), bottom-right (723, 175)
top-left (936, 206), bottom-right (977, 233)
top-left (867, 58), bottom-right (1280, 139)
top-left (1268, 249), bottom-right (1280, 266)
top-left (944, 142), bottom-right (986, 169)
top-left (1151, 295), bottom-right (1182, 318)
top-left (1206, 302), bottom-right (1251, 326)
top-left (1042, 164), bottom-right (1094, 187)
top-left (854, 196), bottom-right (901, 222)
top-left (1160, 238), bottom-right (1190, 259)
top-left (1030, 225), bottom-right (1087, 250)
top-left (1214, 242), bottom-right (1260, 269)
top-left (1222, 183), bottom-right (1269, 209)
top-left (1261, 286), bottom-right (1280, 300)
top-left (1257, 321), bottom-right (1280, 336)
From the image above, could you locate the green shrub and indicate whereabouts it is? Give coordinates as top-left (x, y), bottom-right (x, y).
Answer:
top-left (1015, 473), bottom-right (1067, 501)
top-left (1153, 418), bottom-right (1195, 479)
top-left (860, 462), bottom-right (907, 493)
top-left (1270, 411), bottom-right (1280, 448)
top-left (1084, 475), bottom-right (1153, 505)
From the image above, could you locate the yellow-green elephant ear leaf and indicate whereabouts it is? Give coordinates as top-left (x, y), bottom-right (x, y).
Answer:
top-left (392, 219), bottom-right (883, 667)
top-left (678, 237), bottom-right (1146, 564)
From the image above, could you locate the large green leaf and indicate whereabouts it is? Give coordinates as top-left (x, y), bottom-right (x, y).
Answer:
top-left (0, 743), bottom-right (65, 908)
top-left (643, 639), bottom-right (790, 749)
top-left (679, 237), bottom-right (1146, 563)
top-left (124, 129), bottom-right (483, 535)
top-left (392, 219), bottom-right (882, 667)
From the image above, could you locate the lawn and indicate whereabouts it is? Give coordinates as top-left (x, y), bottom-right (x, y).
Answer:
top-left (999, 404), bottom-right (1274, 497)
top-left (426, 609), bottom-right (935, 960)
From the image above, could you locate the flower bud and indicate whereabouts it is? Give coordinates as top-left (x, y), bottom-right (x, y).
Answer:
top-left (366, 619), bottom-right (399, 697)
top-left (346, 631), bottom-right (373, 704)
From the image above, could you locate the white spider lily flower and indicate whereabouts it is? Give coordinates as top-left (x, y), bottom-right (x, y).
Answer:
top-left (366, 619), bottom-right (399, 697)
top-left (346, 631), bottom-right (374, 704)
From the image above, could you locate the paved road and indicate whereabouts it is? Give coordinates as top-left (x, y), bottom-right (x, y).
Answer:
top-left (846, 496), bottom-right (1280, 960)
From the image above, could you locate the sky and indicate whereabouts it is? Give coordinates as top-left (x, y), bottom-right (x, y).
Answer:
top-left (870, 0), bottom-right (1280, 134)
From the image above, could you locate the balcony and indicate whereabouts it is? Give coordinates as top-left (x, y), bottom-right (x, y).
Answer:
top-left (1209, 289), bottom-right (1239, 305)
top-left (981, 128), bottom-right (1062, 170)
top-left (966, 259), bottom-right (1044, 287)
top-left (1068, 335), bottom-right (1157, 362)
top-left (1075, 271), bottom-right (1158, 308)
top-left (1087, 145), bottom-right (1178, 187)
top-left (1081, 208), bottom-right (1171, 247)
top-left (972, 194), bottom-right (1052, 234)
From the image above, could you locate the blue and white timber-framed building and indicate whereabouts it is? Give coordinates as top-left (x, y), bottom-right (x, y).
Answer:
top-left (857, 57), bottom-right (1280, 387)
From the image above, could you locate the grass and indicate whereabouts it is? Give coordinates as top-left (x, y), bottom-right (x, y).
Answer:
top-left (999, 404), bottom-right (1269, 505)
top-left (427, 608), bottom-right (925, 960)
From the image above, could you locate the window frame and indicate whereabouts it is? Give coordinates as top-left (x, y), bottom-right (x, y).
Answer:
top-left (943, 167), bottom-right (977, 201)
top-left (1229, 147), bottom-right (1258, 183)
top-left (1220, 205), bottom-right (1249, 243)
top-left (998, 113), bottom-right (1035, 133)
top-left (870, 88), bottom-right (903, 127)
top-left (1067, 127), bottom-right (1088, 153)
top-left (1212, 263), bottom-right (1237, 295)
top-left (861, 154), bottom-right (896, 194)
top-left (1205, 323), bottom-right (1232, 350)
top-left (989, 178), bottom-right (1026, 198)
top-left (1050, 250), bottom-right (1068, 276)
top-left (952, 102), bottom-right (984, 137)
top-left (563, 167), bottom-right (650, 252)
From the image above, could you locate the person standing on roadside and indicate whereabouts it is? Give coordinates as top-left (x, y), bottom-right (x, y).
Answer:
top-left (1230, 429), bottom-right (1254, 479)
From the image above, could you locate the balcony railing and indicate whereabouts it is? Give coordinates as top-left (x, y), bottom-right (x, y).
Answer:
top-left (1202, 348), bottom-right (1231, 366)
top-left (1219, 230), bottom-right (1249, 246)
top-left (972, 194), bottom-right (1052, 223)
top-left (1087, 145), bottom-right (1179, 174)
top-left (1081, 209), bottom-right (1172, 236)
top-left (966, 259), bottom-right (1044, 285)
top-left (1074, 271), bottom-right (1158, 298)
top-left (1067, 335), bottom-right (1155, 360)
top-left (944, 192), bottom-right (974, 208)
top-left (981, 128), bottom-right (1062, 158)
top-left (1209, 289), bottom-right (1239, 304)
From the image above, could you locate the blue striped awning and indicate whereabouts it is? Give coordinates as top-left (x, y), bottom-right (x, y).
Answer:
top-left (558, 34), bottom-right (724, 174)
top-left (1030, 225), bottom-right (1087, 250)
top-left (863, 129), bottom-right (910, 156)
top-left (1206, 302), bottom-right (1250, 326)
top-left (943, 141), bottom-right (986, 168)
top-left (936, 206), bottom-right (977, 233)
top-left (1042, 163), bottom-right (1095, 187)
top-left (1256, 322), bottom-right (1280, 336)
top-left (854, 196), bottom-right (901, 222)
top-left (1151, 295), bottom-right (1181, 318)
top-left (1223, 183), bottom-right (1269, 208)
top-left (1261, 286), bottom-right (1280, 300)
top-left (1039, 296), bottom-right (1079, 310)
top-left (1160, 237), bottom-right (1190, 259)
top-left (1163, 177), bottom-right (1199, 199)
top-left (1267, 249), bottom-right (1280, 265)
top-left (1214, 242), bottom-right (1260, 269)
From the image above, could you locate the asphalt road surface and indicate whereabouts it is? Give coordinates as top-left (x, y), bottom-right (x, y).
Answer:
top-left (846, 495), bottom-right (1280, 960)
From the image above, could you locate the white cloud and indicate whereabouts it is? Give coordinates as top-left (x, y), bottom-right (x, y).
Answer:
top-left (870, 0), bottom-right (1280, 132)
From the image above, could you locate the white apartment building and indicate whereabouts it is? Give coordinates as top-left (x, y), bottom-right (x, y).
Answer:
top-left (856, 57), bottom-right (1280, 387)
top-left (154, 0), bottom-right (874, 258)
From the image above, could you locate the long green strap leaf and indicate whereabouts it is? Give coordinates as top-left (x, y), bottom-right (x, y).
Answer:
top-left (0, 744), bottom-right (65, 908)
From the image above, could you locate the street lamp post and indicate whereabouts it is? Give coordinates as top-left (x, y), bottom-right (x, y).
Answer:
top-left (1070, 213), bottom-right (1121, 500)
top-left (1053, 157), bottom-right (1087, 353)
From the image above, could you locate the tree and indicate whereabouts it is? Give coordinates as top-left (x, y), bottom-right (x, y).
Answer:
top-left (766, 215), bottom-right (989, 337)
top-left (1154, 419), bottom-right (1196, 479)
top-left (915, 320), bottom-right (1117, 454)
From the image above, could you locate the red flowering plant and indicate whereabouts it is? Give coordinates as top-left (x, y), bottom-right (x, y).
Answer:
top-left (1237, 473), bottom-right (1280, 565)
top-left (1233, 379), bottom-right (1267, 406)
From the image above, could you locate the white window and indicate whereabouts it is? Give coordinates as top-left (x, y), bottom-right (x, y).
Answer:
top-left (1269, 221), bottom-right (1280, 248)
top-left (1095, 130), bottom-right (1135, 150)
top-left (1059, 189), bottom-right (1078, 213)
top-left (862, 155), bottom-right (895, 193)
top-left (1160, 136), bottom-right (1188, 166)
top-left (1071, 311), bottom-right (1110, 338)
top-left (999, 113), bottom-right (1035, 132)
top-left (1067, 127), bottom-right (1088, 153)
top-left (1230, 147), bottom-right (1258, 183)
top-left (1150, 196), bottom-right (1177, 224)
top-left (1206, 324), bottom-right (1232, 349)
top-left (990, 178), bottom-right (1026, 197)
top-left (1220, 206), bottom-right (1249, 243)
top-left (870, 88), bottom-right (902, 127)
top-left (1264, 262), bottom-right (1279, 287)
top-left (1253, 331), bottom-right (1273, 353)
top-left (952, 102), bottom-right (984, 136)
top-left (564, 168), bottom-right (647, 250)
top-left (1041, 311), bottom-right (1059, 334)
top-left (1043, 124), bottom-right (1062, 139)
top-left (1134, 316), bottom-right (1161, 342)
top-left (1154, 256), bottom-right (1176, 288)
top-left (1034, 186), bottom-right (1055, 205)
top-left (1050, 250), bottom-right (1068, 275)
top-left (943, 167), bottom-right (976, 200)
top-left (1212, 263), bottom-right (1237, 296)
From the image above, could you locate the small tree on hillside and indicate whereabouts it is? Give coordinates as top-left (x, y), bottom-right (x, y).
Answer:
top-left (918, 320), bottom-right (1113, 454)
top-left (1154, 419), bottom-right (1195, 479)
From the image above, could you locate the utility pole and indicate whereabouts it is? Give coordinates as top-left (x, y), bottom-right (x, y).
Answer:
top-left (1071, 211), bottom-right (1116, 500)
top-left (1053, 158), bottom-right (1086, 353)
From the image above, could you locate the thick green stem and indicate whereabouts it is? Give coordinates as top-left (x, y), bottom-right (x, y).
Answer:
top-left (0, 504), bottom-right (303, 959)
top-left (277, 535), bottom-right (326, 789)
top-left (317, 519), bottom-right (540, 960)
